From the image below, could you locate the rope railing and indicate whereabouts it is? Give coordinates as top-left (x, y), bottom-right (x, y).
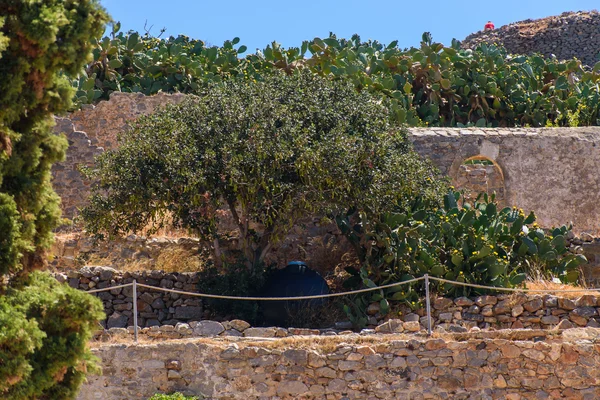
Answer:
top-left (84, 275), bottom-right (600, 341)
top-left (428, 276), bottom-right (600, 293)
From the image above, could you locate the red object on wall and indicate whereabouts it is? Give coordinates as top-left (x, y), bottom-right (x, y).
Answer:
top-left (484, 21), bottom-right (495, 30)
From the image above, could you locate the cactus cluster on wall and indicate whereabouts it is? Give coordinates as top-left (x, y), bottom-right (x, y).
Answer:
top-left (73, 28), bottom-right (600, 128)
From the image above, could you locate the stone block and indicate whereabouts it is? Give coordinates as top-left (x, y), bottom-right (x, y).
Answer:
top-left (107, 312), bottom-right (128, 329)
top-left (192, 320), bottom-right (224, 337)
top-left (173, 306), bottom-right (203, 320)
top-left (244, 327), bottom-right (277, 338)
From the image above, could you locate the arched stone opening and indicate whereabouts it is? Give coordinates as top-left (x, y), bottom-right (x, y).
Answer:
top-left (453, 155), bottom-right (506, 206)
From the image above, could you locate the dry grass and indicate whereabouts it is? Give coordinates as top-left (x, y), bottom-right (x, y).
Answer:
top-left (86, 246), bottom-right (207, 273)
top-left (525, 278), bottom-right (591, 299)
top-left (139, 224), bottom-right (191, 239)
top-left (154, 247), bottom-right (206, 272)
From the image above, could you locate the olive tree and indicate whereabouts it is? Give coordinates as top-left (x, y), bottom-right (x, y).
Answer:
top-left (83, 71), bottom-right (445, 268)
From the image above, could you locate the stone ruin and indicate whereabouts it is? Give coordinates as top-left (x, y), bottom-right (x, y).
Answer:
top-left (462, 10), bottom-right (600, 67)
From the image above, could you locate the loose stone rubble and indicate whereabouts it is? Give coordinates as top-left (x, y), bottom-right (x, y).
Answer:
top-left (462, 10), bottom-right (600, 67)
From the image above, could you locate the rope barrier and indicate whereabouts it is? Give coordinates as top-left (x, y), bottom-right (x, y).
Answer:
top-left (86, 283), bottom-right (134, 294)
top-left (81, 274), bottom-right (600, 342)
top-left (137, 277), bottom-right (425, 301)
top-left (84, 276), bottom-right (600, 297)
top-left (428, 276), bottom-right (600, 293)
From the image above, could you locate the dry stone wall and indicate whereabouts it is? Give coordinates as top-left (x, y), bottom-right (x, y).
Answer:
top-left (52, 92), bottom-right (186, 219)
top-left (462, 10), bottom-right (600, 67)
top-left (62, 266), bottom-right (600, 331)
top-left (78, 333), bottom-right (600, 399)
top-left (409, 127), bottom-right (600, 236)
top-left (52, 93), bottom-right (600, 235)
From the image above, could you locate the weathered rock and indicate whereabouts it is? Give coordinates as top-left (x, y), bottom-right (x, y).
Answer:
top-left (571, 307), bottom-right (597, 318)
top-left (523, 298), bottom-right (543, 313)
top-left (541, 316), bottom-right (560, 325)
top-left (556, 319), bottom-right (575, 329)
top-left (276, 381), bottom-right (309, 396)
top-left (462, 11), bottom-right (600, 67)
top-left (558, 298), bottom-right (577, 311)
top-left (511, 305), bottom-right (524, 317)
top-left (375, 319), bottom-right (404, 334)
top-left (403, 321), bottom-right (421, 332)
top-left (174, 306), bottom-right (203, 320)
top-left (451, 298), bottom-right (475, 310)
top-left (366, 302), bottom-right (380, 315)
top-left (229, 319), bottom-right (251, 332)
top-left (575, 295), bottom-right (597, 307)
top-left (192, 320), bottom-right (225, 337)
top-left (474, 295), bottom-right (498, 306)
top-left (433, 298), bottom-right (454, 310)
top-left (244, 327), bottom-right (277, 338)
top-left (446, 324), bottom-right (468, 333)
top-left (107, 312), bottom-right (128, 329)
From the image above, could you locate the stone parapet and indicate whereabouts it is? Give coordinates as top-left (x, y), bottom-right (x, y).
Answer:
top-left (78, 331), bottom-right (600, 399)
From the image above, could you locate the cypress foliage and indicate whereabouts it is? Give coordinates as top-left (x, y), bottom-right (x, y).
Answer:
top-left (0, 0), bottom-right (108, 274)
top-left (0, 2), bottom-right (108, 398)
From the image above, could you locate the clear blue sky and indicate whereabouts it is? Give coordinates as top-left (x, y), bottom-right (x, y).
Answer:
top-left (100, 0), bottom-right (599, 51)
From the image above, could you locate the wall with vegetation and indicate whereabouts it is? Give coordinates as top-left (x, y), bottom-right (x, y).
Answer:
top-left (78, 333), bottom-right (600, 399)
top-left (52, 93), bottom-right (600, 235)
top-left (462, 11), bottom-right (600, 67)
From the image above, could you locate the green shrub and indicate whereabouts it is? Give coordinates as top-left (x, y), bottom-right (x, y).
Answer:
top-left (340, 191), bottom-right (586, 326)
top-left (82, 71), bottom-right (445, 269)
top-left (0, 1), bottom-right (107, 397)
top-left (0, 272), bottom-right (105, 399)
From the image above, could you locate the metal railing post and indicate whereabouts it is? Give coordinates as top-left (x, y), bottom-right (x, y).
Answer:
top-left (424, 274), bottom-right (432, 336)
top-left (132, 280), bottom-right (138, 343)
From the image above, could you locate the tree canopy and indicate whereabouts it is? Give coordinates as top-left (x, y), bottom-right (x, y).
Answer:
top-left (82, 71), bottom-right (446, 267)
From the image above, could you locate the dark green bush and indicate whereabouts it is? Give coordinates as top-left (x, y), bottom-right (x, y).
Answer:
top-left (0, 272), bottom-right (105, 399)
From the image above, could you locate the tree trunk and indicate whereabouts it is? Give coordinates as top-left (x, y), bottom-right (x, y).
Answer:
top-left (213, 238), bottom-right (223, 268)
